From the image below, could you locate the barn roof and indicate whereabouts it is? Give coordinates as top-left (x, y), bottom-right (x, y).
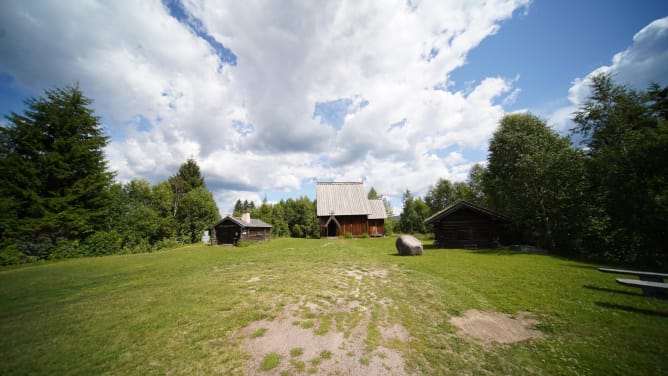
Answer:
top-left (213, 215), bottom-right (272, 228)
top-left (368, 199), bottom-right (388, 219)
top-left (423, 200), bottom-right (510, 225)
top-left (316, 182), bottom-right (371, 216)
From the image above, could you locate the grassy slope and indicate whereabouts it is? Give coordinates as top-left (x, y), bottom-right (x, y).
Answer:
top-left (1, 238), bottom-right (666, 375)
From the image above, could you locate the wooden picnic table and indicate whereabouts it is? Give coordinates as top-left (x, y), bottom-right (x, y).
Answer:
top-left (597, 267), bottom-right (668, 282)
top-left (597, 267), bottom-right (668, 298)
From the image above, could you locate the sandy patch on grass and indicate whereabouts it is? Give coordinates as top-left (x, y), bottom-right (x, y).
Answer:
top-left (450, 310), bottom-right (543, 344)
top-left (381, 323), bottom-right (411, 342)
top-left (239, 304), bottom-right (408, 375)
top-left (237, 266), bottom-right (410, 375)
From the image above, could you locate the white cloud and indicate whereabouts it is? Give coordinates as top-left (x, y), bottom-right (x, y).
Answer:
top-left (0, 0), bottom-right (531, 212)
top-left (550, 17), bottom-right (668, 133)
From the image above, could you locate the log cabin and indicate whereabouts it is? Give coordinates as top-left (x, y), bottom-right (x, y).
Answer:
top-left (423, 200), bottom-right (509, 248)
top-left (211, 212), bottom-right (272, 245)
top-left (316, 182), bottom-right (387, 237)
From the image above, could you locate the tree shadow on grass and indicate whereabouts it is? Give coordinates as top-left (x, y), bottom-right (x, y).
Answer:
top-left (584, 284), bottom-right (642, 297)
top-left (595, 302), bottom-right (668, 318)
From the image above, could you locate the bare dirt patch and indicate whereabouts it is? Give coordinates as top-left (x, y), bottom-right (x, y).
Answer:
top-left (381, 323), bottom-right (411, 342)
top-left (450, 310), bottom-right (543, 344)
top-left (236, 266), bottom-right (411, 375)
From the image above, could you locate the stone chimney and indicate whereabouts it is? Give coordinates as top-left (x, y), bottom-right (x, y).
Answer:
top-left (241, 211), bottom-right (251, 223)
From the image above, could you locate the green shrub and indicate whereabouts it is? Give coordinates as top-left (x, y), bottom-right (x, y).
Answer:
top-left (49, 239), bottom-right (83, 259)
top-left (291, 224), bottom-right (305, 238)
top-left (81, 231), bottom-right (122, 256)
top-left (344, 232), bottom-right (353, 239)
top-left (360, 233), bottom-right (369, 239)
top-left (0, 245), bottom-right (35, 266)
top-left (131, 238), bottom-right (152, 254)
top-left (15, 235), bottom-right (53, 259)
top-left (152, 238), bottom-right (181, 251)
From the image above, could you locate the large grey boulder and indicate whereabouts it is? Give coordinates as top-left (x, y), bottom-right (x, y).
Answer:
top-left (396, 235), bottom-right (423, 256)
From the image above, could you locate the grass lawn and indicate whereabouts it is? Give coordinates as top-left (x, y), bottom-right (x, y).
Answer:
top-left (1, 237), bottom-right (667, 375)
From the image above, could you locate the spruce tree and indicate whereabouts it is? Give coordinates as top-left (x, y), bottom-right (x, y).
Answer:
top-left (367, 187), bottom-right (378, 199)
top-left (0, 85), bottom-right (113, 257)
top-left (177, 158), bottom-right (205, 192)
top-left (169, 158), bottom-right (206, 218)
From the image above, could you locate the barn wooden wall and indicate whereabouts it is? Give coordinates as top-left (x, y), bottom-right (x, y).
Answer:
top-left (244, 228), bottom-right (271, 241)
top-left (368, 219), bottom-right (385, 236)
top-left (319, 215), bottom-right (370, 237)
top-left (433, 209), bottom-right (499, 248)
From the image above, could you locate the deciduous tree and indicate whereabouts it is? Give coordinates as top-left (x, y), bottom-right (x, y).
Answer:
top-left (573, 74), bottom-right (668, 266)
top-left (177, 187), bottom-right (220, 243)
top-left (485, 113), bottom-right (588, 253)
top-left (424, 178), bottom-right (457, 215)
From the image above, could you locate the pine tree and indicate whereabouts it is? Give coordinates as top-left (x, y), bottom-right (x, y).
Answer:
top-left (0, 85), bottom-right (113, 257)
top-left (169, 158), bottom-right (206, 218)
top-left (367, 187), bottom-right (378, 199)
top-left (177, 158), bottom-right (205, 192)
top-left (166, 159), bottom-right (219, 243)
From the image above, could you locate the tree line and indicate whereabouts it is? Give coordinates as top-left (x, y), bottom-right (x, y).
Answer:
top-left (2, 75), bottom-right (665, 268)
top-left (0, 86), bottom-right (219, 264)
top-left (399, 74), bottom-right (667, 269)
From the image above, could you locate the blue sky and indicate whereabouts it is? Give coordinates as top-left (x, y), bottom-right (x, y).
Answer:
top-left (451, 1), bottom-right (667, 113)
top-left (1, 0), bottom-right (667, 214)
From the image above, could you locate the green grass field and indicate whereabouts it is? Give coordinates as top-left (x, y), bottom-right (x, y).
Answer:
top-left (1, 237), bottom-right (667, 375)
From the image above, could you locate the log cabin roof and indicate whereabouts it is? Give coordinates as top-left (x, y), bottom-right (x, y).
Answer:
top-left (423, 200), bottom-right (510, 225)
top-left (368, 199), bottom-right (388, 219)
top-left (213, 215), bottom-right (272, 228)
top-left (316, 182), bottom-right (371, 216)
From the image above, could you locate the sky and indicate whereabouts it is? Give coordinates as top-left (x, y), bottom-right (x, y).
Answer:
top-left (1, 0), bottom-right (667, 215)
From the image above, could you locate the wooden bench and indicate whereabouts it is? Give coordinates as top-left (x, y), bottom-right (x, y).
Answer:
top-left (597, 267), bottom-right (668, 298)
top-left (597, 267), bottom-right (668, 282)
top-left (615, 278), bottom-right (668, 298)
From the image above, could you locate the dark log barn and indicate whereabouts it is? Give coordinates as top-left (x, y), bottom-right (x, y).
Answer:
top-left (211, 212), bottom-right (271, 245)
top-left (424, 200), bottom-right (509, 248)
top-left (316, 182), bottom-right (387, 237)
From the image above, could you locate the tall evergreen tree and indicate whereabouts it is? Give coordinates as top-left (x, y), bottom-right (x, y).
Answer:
top-left (168, 158), bottom-right (206, 218)
top-left (177, 158), bottom-right (205, 192)
top-left (0, 85), bottom-right (113, 257)
top-left (270, 200), bottom-right (290, 237)
top-left (165, 159), bottom-right (219, 243)
top-left (399, 190), bottom-right (426, 233)
top-left (367, 187), bottom-right (379, 199)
